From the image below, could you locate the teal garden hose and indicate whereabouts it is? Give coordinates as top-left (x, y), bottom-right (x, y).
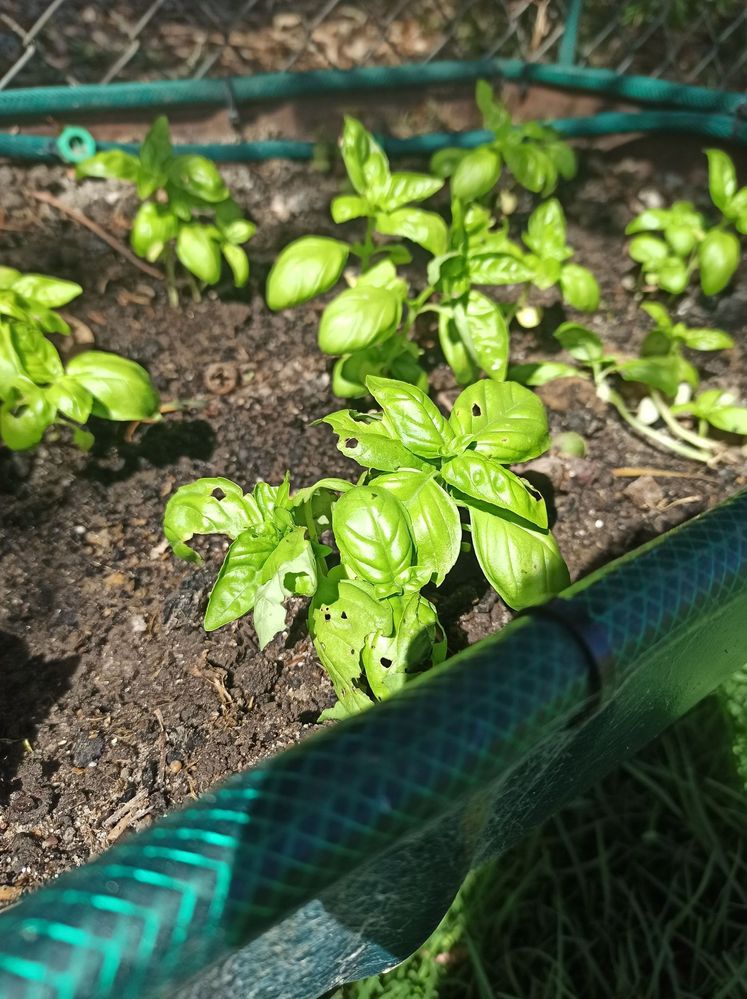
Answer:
top-left (0, 489), bottom-right (745, 998)
top-left (1, 57), bottom-right (747, 163)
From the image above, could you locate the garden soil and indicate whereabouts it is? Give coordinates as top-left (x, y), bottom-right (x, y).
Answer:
top-left (1, 134), bottom-right (746, 903)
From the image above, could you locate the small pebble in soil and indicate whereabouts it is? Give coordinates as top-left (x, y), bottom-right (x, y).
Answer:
top-left (624, 475), bottom-right (665, 511)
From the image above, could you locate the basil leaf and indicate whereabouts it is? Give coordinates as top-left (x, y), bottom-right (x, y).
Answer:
top-left (168, 154), bottom-right (229, 203)
top-left (629, 234), bottom-right (669, 264)
top-left (330, 195), bottom-right (369, 223)
top-left (252, 528), bottom-right (318, 648)
top-left (449, 379), bottom-right (550, 462)
top-left (373, 469), bottom-right (462, 584)
top-left (310, 568), bottom-right (391, 697)
top-left (469, 253), bottom-right (534, 285)
top-left (131, 202), bottom-right (179, 262)
top-left (340, 116), bottom-right (390, 202)
top-left (705, 148), bottom-right (737, 214)
top-left (504, 143), bottom-right (553, 194)
top-left (266, 236), bottom-right (349, 310)
top-left (438, 311), bottom-right (478, 386)
top-left (640, 302), bottom-right (673, 331)
top-left (45, 376), bottom-right (93, 424)
top-left (0, 268), bottom-right (21, 289)
top-left (163, 476), bottom-right (263, 562)
top-left (442, 451), bottom-right (548, 528)
top-left (653, 257), bottom-right (689, 295)
top-left (138, 116), bottom-right (173, 197)
top-left (76, 150), bottom-right (140, 183)
top-left (678, 327), bottom-right (734, 351)
top-left (454, 290), bottom-right (509, 382)
top-left (375, 208), bottom-right (448, 256)
top-left (66, 351), bottom-right (160, 421)
top-left (625, 209), bottom-right (670, 234)
top-left (318, 284), bottom-right (401, 354)
top-left (363, 592), bottom-right (443, 700)
top-left (554, 321), bottom-right (604, 362)
top-left (523, 198), bottom-right (567, 259)
top-left (469, 507), bottom-right (569, 609)
top-left (617, 355), bottom-right (694, 397)
top-left (475, 79), bottom-right (510, 132)
top-left (222, 243), bottom-right (250, 287)
top-left (204, 527), bottom-right (280, 631)
top-left (508, 361), bottom-right (580, 386)
top-left (698, 229), bottom-right (740, 295)
top-left (452, 147), bottom-right (501, 202)
top-left (693, 390), bottom-right (747, 435)
top-left (10, 324), bottom-right (63, 383)
top-left (560, 263), bottom-right (600, 311)
top-left (366, 374), bottom-right (455, 458)
top-left (664, 222), bottom-right (698, 256)
top-left (333, 485), bottom-right (414, 587)
top-left (176, 224), bottom-right (222, 284)
top-left (321, 409), bottom-right (430, 471)
top-left (0, 380), bottom-right (56, 451)
top-left (11, 274), bottom-right (82, 308)
top-left (384, 172), bottom-right (443, 210)
top-left (429, 147), bottom-right (468, 179)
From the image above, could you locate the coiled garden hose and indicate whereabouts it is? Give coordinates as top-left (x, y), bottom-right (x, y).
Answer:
top-left (0, 489), bottom-right (745, 999)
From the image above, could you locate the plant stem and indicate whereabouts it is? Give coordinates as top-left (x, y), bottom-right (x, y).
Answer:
top-left (186, 272), bottom-right (202, 304)
top-left (163, 248), bottom-right (179, 308)
top-left (605, 387), bottom-right (713, 464)
top-left (650, 390), bottom-right (720, 452)
top-left (359, 217), bottom-right (376, 272)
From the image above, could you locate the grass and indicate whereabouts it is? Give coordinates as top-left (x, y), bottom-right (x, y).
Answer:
top-left (334, 694), bottom-right (747, 999)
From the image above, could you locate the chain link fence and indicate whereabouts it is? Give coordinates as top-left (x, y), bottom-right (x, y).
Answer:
top-left (1, 1), bottom-right (746, 92)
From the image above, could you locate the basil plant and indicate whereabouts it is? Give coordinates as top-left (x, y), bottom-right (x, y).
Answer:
top-left (430, 79), bottom-right (578, 201)
top-left (0, 268), bottom-right (159, 451)
top-left (512, 304), bottom-right (745, 464)
top-left (266, 116), bottom-right (597, 398)
top-left (164, 376), bottom-right (569, 719)
top-left (77, 117), bottom-right (256, 306)
top-left (627, 149), bottom-right (744, 296)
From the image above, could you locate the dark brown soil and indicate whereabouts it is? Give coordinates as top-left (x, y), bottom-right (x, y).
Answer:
top-left (1, 135), bottom-right (745, 904)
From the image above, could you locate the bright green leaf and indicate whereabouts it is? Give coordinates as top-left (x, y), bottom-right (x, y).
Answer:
top-left (65, 350), bottom-right (160, 421)
top-left (375, 208), bottom-right (448, 256)
top-left (366, 374), bottom-right (455, 458)
top-left (442, 451), bottom-right (548, 528)
top-left (449, 379), bottom-right (550, 462)
top-left (469, 507), bottom-right (569, 609)
top-left (318, 285), bottom-right (400, 354)
top-left (266, 236), bottom-right (349, 310)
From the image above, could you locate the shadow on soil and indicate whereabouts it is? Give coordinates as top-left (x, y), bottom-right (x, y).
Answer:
top-left (82, 417), bottom-right (216, 484)
top-left (0, 631), bottom-right (79, 798)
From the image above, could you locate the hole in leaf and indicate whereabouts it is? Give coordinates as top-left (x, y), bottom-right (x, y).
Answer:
top-left (324, 612), bottom-right (331, 621)
top-left (380, 657), bottom-right (392, 668)
top-left (211, 487), bottom-right (226, 500)
top-left (341, 611), bottom-right (348, 619)
top-left (345, 438), bottom-right (359, 449)
top-left (472, 404), bottom-right (481, 416)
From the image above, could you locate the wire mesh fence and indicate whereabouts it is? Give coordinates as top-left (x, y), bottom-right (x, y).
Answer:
top-left (1, 1), bottom-right (746, 92)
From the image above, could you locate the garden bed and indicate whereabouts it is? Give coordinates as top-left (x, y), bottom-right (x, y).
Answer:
top-left (1, 134), bottom-right (745, 903)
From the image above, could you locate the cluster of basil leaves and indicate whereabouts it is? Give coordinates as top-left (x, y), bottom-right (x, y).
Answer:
top-left (0, 268), bottom-right (159, 451)
top-left (77, 117), bottom-right (256, 303)
top-left (266, 92), bottom-right (598, 399)
top-left (627, 149), bottom-right (745, 295)
top-left (164, 375), bottom-right (568, 718)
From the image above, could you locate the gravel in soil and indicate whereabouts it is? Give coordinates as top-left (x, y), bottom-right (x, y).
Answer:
top-left (0, 140), bottom-right (745, 902)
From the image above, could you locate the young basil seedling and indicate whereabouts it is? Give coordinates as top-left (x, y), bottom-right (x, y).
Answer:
top-left (0, 267), bottom-right (160, 451)
top-left (430, 80), bottom-right (577, 201)
top-left (626, 149), bottom-right (744, 296)
top-left (511, 305), bottom-right (745, 463)
top-left (165, 376), bottom-right (569, 719)
top-left (77, 117), bottom-right (256, 306)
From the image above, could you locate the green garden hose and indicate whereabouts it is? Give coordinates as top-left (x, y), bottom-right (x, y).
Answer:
top-left (1, 110), bottom-right (746, 166)
top-left (0, 58), bottom-right (744, 121)
top-left (0, 489), bottom-right (745, 999)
